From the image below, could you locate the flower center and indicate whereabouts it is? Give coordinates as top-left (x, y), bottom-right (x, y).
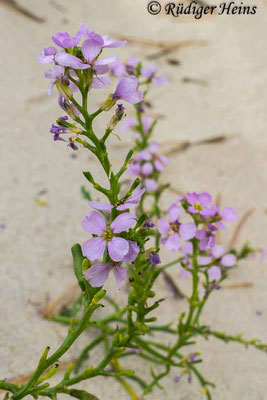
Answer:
top-left (193, 202), bottom-right (203, 211)
top-left (103, 227), bottom-right (113, 242)
top-left (171, 222), bottom-right (180, 232)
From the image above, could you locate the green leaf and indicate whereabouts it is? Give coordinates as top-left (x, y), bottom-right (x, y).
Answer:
top-left (68, 389), bottom-right (100, 400)
top-left (71, 244), bottom-right (86, 292)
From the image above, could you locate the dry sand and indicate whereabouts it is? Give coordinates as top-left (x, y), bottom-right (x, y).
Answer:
top-left (1, 0), bottom-right (267, 399)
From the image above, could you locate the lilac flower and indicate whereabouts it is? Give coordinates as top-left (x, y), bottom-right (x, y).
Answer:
top-left (37, 46), bottom-right (57, 64)
top-left (88, 184), bottom-right (145, 212)
top-left (126, 57), bottom-right (140, 73)
top-left (149, 252), bottom-right (161, 265)
top-left (120, 116), bottom-right (153, 135)
top-left (85, 262), bottom-right (127, 289)
top-left (195, 224), bottom-right (217, 251)
top-left (110, 57), bottom-right (140, 77)
top-left (141, 64), bottom-right (168, 86)
top-left (81, 211), bottom-right (139, 262)
top-left (45, 65), bottom-right (65, 95)
top-left (204, 204), bottom-right (238, 229)
top-left (186, 192), bottom-right (212, 216)
top-left (102, 35), bottom-right (127, 48)
top-left (113, 75), bottom-right (143, 104)
top-left (144, 179), bottom-right (158, 192)
top-left (55, 33), bottom-right (117, 75)
top-left (117, 185), bottom-right (145, 211)
top-left (197, 245), bottom-right (237, 281)
top-left (110, 60), bottom-right (126, 77)
top-left (128, 142), bottom-right (169, 179)
top-left (80, 23), bottom-right (126, 49)
top-left (158, 202), bottom-right (196, 251)
top-left (52, 30), bottom-right (82, 48)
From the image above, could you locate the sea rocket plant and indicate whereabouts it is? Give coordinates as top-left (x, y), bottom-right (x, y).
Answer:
top-left (1, 24), bottom-right (266, 400)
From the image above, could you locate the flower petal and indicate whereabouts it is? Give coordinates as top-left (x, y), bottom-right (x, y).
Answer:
top-left (85, 263), bottom-right (112, 287)
top-left (113, 265), bottom-right (127, 290)
top-left (208, 266), bottom-right (221, 281)
top-left (94, 56), bottom-right (118, 66)
top-left (221, 254), bottom-right (237, 267)
top-left (144, 179), bottom-right (158, 192)
top-left (198, 256), bottom-right (212, 266)
top-left (211, 245), bottom-right (224, 258)
top-left (199, 192), bottom-right (212, 206)
top-left (164, 233), bottom-right (181, 251)
top-left (81, 211), bottom-right (106, 234)
top-left (179, 223), bottom-right (196, 240)
top-left (108, 237), bottom-right (129, 261)
top-left (142, 162), bottom-right (153, 175)
top-left (167, 204), bottom-right (181, 223)
top-left (92, 76), bottom-right (111, 89)
top-left (55, 52), bottom-right (90, 69)
top-left (81, 237), bottom-right (106, 261)
top-left (221, 207), bottom-right (238, 222)
top-left (88, 201), bottom-right (114, 211)
top-left (121, 240), bottom-right (139, 262)
top-left (157, 218), bottom-right (170, 235)
top-left (82, 38), bottom-right (102, 62)
top-left (111, 212), bottom-right (135, 233)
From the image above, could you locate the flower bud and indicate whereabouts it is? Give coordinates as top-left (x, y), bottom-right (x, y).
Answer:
top-left (101, 94), bottom-right (116, 111)
top-left (92, 289), bottom-right (106, 304)
top-left (56, 80), bottom-right (73, 99)
top-left (107, 104), bottom-right (125, 130)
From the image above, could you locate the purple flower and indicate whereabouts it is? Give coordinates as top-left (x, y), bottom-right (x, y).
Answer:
top-left (85, 262), bottom-right (127, 289)
top-left (195, 225), bottom-right (217, 251)
top-left (126, 57), bottom-right (140, 74)
top-left (102, 35), bottom-right (127, 48)
top-left (128, 142), bottom-right (169, 179)
top-left (113, 75), bottom-right (143, 104)
top-left (80, 23), bottom-right (126, 48)
top-left (149, 252), bottom-right (161, 265)
top-left (68, 137), bottom-right (78, 151)
top-left (144, 179), bottom-right (158, 193)
top-left (198, 245), bottom-right (237, 281)
top-left (88, 184), bottom-right (145, 212)
top-left (50, 124), bottom-right (68, 141)
top-left (158, 202), bottom-right (196, 251)
top-left (55, 33), bottom-right (117, 75)
top-left (141, 64), bottom-right (168, 86)
top-left (52, 30), bottom-right (82, 48)
top-left (45, 65), bottom-right (65, 95)
top-left (120, 116), bottom-right (153, 135)
top-left (186, 192), bottom-right (212, 216)
top-left (117, 185), bottom-right (145, 211)
top-left (37, 46), bottom-right (57, 64)
top-left (110, 60), bottom-right (126, 77)
top-left (81, 211), bottom-right (139, 262)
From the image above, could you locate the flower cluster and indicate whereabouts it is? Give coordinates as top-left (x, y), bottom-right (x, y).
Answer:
top-left (110, 57), bottom-right (168, 86)
top-left (128, 141), bottom-right (169, 192)
top-left (158, 192), bottom-right (238, 283)
top-left (37, 24), bottom-right (145, 150)
top-left (81, 185), bottom-right (147, 289)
